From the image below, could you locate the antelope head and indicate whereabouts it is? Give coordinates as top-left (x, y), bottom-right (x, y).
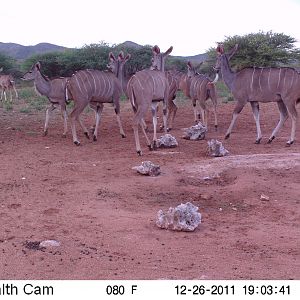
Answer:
top-left (150, 45), bottom-right (173, 71)
top-left (22, 62), bottom-right (42, 80)
top-left (107, 51), bottom-right (131, 77)
top-left (214, 43), bottom-right (238, 72)
top-left (187, 61), bottom-right (203, 78)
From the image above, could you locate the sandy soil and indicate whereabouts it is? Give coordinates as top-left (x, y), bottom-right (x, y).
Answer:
top-left (0, 99), bottom-right (299, 280)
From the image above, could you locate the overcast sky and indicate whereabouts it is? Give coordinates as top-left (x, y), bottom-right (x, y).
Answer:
top-left (1, 0), bottom-right (300, 56)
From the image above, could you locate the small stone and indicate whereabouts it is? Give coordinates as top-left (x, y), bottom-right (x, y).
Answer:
top-left (182, 122), bottom-right (207, 140)
top-left (132, 161), bottom-right (161, 176)
top-left (207, 139), bottom-right (229, 157)
top-left (156, 134), bottom-right (178, 148)
top-left (39, 240), bottom-right (61, 248)
top-left (156, 202), bottom-right (201, 231)
top-left (260, 194), bottom-right (270, 201)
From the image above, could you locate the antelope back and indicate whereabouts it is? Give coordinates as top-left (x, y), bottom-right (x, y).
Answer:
top-left (128, 69), bottom-right (169, 102)
top-left (68, 70), bottom-right (121, 101)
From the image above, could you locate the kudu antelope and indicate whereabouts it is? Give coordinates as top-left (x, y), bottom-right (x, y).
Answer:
top-left (151, 47), bottom-right (178, 130)
top-left (66, 51), bottom-right (130, 145)
top-left (214, 44), bottom-right (300, 145)
top-left (186, 61), bottom-right (218, 129)
top-left (0, 69), bottom-right (18, 102)
top-left (22, 62), bottom-right (70, 137)
top-left (127, 45), bottom-right (173, 155)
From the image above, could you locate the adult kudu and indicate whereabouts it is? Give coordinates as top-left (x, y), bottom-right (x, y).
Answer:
top-left (151, 46), bottom-right (178, 130)
top-left (186, 61), bottom-right (218, 129)
top-left (22, 62), bottom-right (69, 137)
top-left (66, 51), bottom-right (130, 145)
top-left (214, 44), bottom-right (300, 145)
top-left (127, 45), bottom-right (173, 155)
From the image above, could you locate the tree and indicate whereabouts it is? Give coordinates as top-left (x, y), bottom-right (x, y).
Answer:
top-left (205, 31), bottom-right (300, 72)
top-left (0, 52), bottom-right (19, 77)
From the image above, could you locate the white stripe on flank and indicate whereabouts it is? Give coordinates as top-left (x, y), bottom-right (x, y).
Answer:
top-left (290, 70), bottom-right (294, 90)
top-left (268, 68), bottom-right (271, 91)
top-left (74, 75), bottom-right (84, 96)
top-left (277, 68), bottom-right (282, 89)
top-left (78, 72), bottom-right (88, 95)
top-left (87, 70), bottom-right (97, 93)
top-left (250, 68), bottom-right (255, 92)
top-left (258, 68), bottom-right (263, 92)
top-left (99, 72), bottom-right (106, 97)
top-left (84, 71), bottom-right (93, 93)
top-left (106, 73), bottom-right (112, 98)
top-left (282, 69), bottom-right (287, 94)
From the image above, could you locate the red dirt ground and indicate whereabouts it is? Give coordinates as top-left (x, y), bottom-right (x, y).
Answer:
top-left (0, 99), bottom-right (299, 280)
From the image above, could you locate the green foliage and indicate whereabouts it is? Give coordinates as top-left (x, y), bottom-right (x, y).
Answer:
top-left (18, 87), bottom-right (48, 112)
top-left (206, 31), bottom-right (300, 71)
top-left (0, 52), bottom-right (19, 77)
top-left (165, 57), bottom-right (186, 72)
top-left (113, 44), bottom-right (153, 75)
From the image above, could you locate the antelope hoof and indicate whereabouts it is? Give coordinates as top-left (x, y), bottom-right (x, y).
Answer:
top-left (84, 132), bottom-right (90, 139)
top-left (137, 150), bottom-right (142, 156)
top-left (152, 141), bottom-right (158, 150)
top-left (267, 136), bottom-right (275, 144)
top-left (121, 134), bottom-right (126, 138)
top-left (74, 141), bottom-right (81, 146)
top-left (286, 140), bottom-right (294, 147)
top-left (43, 129), bottom-right (48, 136)
top-left (93, 135), bottom-right (97, 142)
top-left (255, 138), bottom-right (262, 144)
top-left (167, 127), bottom-right (171, 132)
top-left (62, 133), bottom-right (67, 138)
top-left (215, 125), bottom-right (218, 131)
top-left (224, 133), bottom-right (230, 139)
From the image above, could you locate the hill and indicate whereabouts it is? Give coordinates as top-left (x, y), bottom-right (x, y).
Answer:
top-left (0, 42), bottom-right (67, 60)
top-left (0, 41), bottom-right (207, 63)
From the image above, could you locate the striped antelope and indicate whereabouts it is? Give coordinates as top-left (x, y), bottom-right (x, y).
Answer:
top-left (127, 45), bottom-right (173, 155)
top-left (186, 61), bottom-right (218, 129)
top-left (66, 51), bottom-right (130, 145)
top-left (151, 45), bottom-right (177, 130)
top-left (22, 62), bottom-right (69, 137)
top-left (0, 69), bottom-right (18, 103)
top-left (214, 44), bottom-right (300, 145)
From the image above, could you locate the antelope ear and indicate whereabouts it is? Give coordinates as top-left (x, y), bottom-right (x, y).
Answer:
top-left (118, 51), bottom-right (125, 60)
top-left (164, 46), bottom-right (173, 56)
top-left (152, 45), bottom-right (160, 54)
top-left (124, 53), bottom-right (131, 63)
top-left (109, 52), bottom-right (116, 61)
top-left (36, 62), bottom-right (41, 70)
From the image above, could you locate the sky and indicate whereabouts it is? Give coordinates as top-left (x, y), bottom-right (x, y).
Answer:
top-left (1, 0), bottom-right (300, 56)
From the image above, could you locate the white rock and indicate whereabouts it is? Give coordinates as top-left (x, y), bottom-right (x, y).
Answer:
top-left (39, 240), bottom-right (61, 247)
top-left (156, 202), bottom-right (201, 231)
top-left (132, 161), bottom-right (161, 176)
top-left (156, 134), bottom-right (178, 148)
top-left (183, 122), bottom-right (207, 140)
top-left (207, 139), bottom-right (229, 157)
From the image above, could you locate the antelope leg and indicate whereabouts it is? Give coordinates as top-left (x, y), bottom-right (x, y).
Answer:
top-left (250, 101), bottom-right (262, 144)
top-left (44, 104), bottom-right (57, 136)
top-left (268, 100), bottom-right (288, 143)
